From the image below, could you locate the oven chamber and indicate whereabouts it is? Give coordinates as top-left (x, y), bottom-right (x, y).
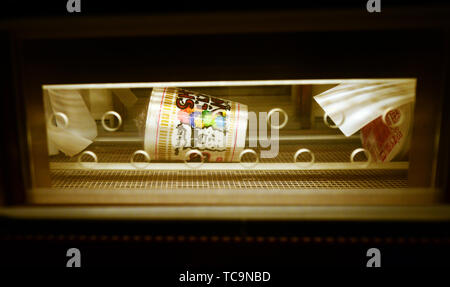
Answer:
top-left (1, 9), bottom-right (450, 220)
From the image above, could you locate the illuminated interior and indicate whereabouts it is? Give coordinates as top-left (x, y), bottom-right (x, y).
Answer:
top-left (31, 78), bottom-right (423, 205)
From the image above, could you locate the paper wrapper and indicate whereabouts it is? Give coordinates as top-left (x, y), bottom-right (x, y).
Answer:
top-left (144, 87), bottom-right (248, 162)
top-left (45, 89), bottom-right (97, 157)
top-left (361, 103), bottom-right (413, 162)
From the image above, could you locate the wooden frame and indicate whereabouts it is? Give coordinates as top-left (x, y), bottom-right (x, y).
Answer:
top-left (29, 188), bottom-right (439, 206)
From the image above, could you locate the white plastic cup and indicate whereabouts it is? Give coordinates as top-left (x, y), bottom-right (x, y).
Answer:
top-left (144, 87), bottom-right (248, 162)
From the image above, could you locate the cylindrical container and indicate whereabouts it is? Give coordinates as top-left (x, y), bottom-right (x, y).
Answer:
top-left (143, 87), bottom-right (248, 162)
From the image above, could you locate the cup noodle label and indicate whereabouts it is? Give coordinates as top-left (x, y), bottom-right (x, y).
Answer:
top-left (145, 87), bottom-right (248, 162)
top-left (360, 103), bottom-right (412, 163)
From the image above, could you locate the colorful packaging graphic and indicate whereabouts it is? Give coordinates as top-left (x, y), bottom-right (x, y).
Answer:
top-left (144, 87), bottom-right (248, 162)
top-left (360, 103), bottom-right (413, 162)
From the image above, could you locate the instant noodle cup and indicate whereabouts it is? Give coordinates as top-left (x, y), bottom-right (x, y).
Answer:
top-left (144, 87), bottom-right (248, 162)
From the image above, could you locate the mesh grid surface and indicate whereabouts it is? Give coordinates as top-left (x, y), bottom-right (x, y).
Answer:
top-left (49, 142), bottom-right (407, 189)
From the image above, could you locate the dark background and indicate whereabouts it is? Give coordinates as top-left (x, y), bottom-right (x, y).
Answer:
top-left (1, 0), bottom-right (449, 19)
top-left (1, 0), bottom-right (450, 279)
top-left (1, 219), bottom-right (450, 277)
